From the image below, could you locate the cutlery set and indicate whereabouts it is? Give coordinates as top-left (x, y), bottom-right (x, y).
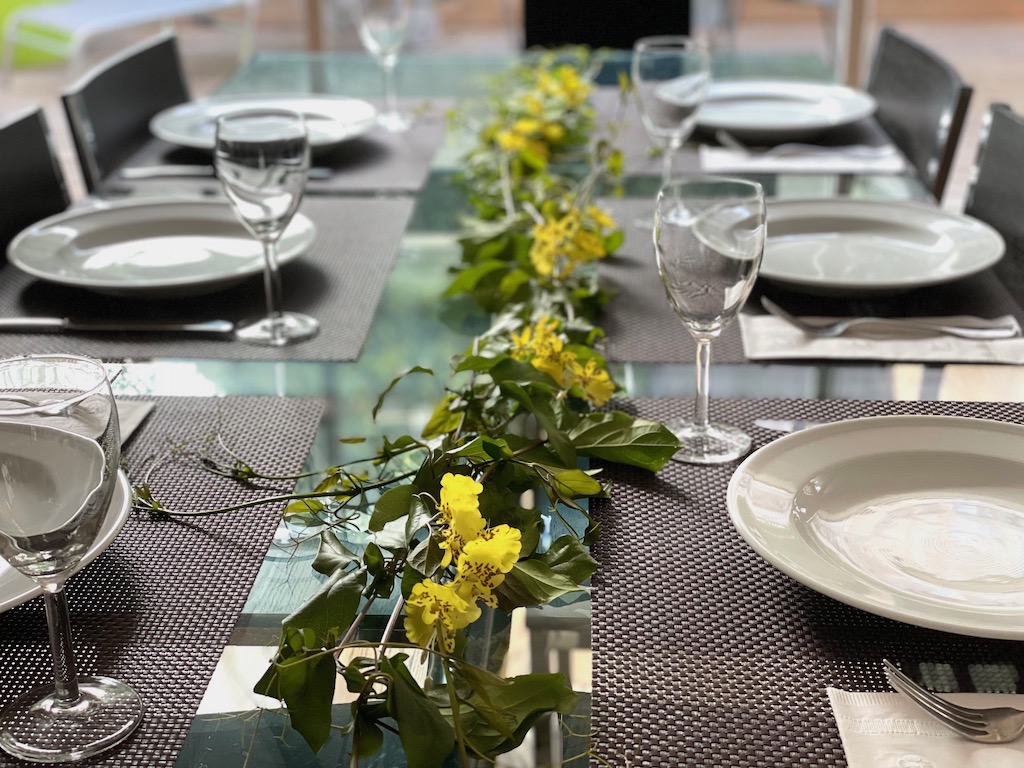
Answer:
top-left (120, 164), bottom-right (334, 180)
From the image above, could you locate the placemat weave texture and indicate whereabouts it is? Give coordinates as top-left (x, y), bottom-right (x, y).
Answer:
top-left (114, 102), bottom-right (450, 194)
top-left (0, 395), bottom-right (324, 767)
top-left (590, 396), bottom-right (1024, 767)
top-left (0, 197), bottom-right (414, 362)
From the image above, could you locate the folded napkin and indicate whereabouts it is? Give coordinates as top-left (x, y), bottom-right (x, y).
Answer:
top-left (739, 314), bottom-right (1024, 364)
top-left (829, 687), bottom-right (1024, 767)
top-left (699, 145), bottom-right (908, 174)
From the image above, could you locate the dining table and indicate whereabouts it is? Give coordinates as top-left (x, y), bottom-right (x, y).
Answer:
top-left (1, 44), bottom-right (1023, 768)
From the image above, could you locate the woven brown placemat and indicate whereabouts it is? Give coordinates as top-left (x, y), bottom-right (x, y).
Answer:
top-left (597, 196), bottom-right (748, 364)
top-left (112, 101), bottom-right (451, 195)
top-left (0, 394), bottom-right (324, 767)
top-left (589, 396), bottom-right (1024, 767)
top-left (0, 196), bottom-right (413, 362)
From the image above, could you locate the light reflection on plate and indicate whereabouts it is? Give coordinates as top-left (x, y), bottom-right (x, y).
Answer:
top-left (8, 199), bottom-right (317, 297)
top-left (726, 415), bottom-right (1024, 639)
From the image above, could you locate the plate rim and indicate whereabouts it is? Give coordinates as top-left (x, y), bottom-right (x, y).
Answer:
top-left (0, 469), bottom-right (132, 613)
top-left (726, 414), bottom-right (1024, 639)
top-left (761, 197), bottom-right (1006, 291)
top-left (7, 197), bottom-right (317, 293)
top-left (698, 79), bottom-right (877, 135)
top-left (150, 93), bottom-right (379, 150)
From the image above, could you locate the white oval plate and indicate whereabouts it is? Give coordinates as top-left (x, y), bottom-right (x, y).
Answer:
top-left (150, 94), bottom-right (378, 150)
top-left (0, 470), bottom-right (131, 613)
top-left (727, 415), bottom-right (1024, 639)
top-left (698, 79), bottom-right (877, 142)
top-left (761, 198), bottom-right (1005, 295)
top-left (8, 198), bottom-right (316, 297)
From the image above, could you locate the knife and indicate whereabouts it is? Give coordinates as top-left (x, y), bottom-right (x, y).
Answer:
top-left (120, 165), bottom-right (334, 180)
top-left (753, 418), bottom-right (826, 434)
top-left (0, 317), bottom-right (236, 338)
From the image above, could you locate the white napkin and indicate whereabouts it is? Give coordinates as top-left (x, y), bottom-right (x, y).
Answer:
top-left (699, 145), bottom-right (908, 174)
top-left (739, 314), bottom-right (1024, 364)
top-left (829, 688), bottom-right (1024, 768)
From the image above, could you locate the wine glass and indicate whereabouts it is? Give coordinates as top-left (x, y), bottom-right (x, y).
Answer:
top-left (654, 176), bottom-right (766, 464)
top-left (0, 354), bottom-right (142, 762)
top-left (349, 0), bottom-right (414, 132)
top-left (215, 108), bottom-right (320, 347)
top-left (632, 35), bottom-right (711, 229)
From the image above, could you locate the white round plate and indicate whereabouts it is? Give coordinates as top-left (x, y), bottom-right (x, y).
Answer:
top-left (8, 198), bottom-right (317, 297)
top-left (0, 470), bottom-right (131, 613)
top-left (727, 415), bottom-right (1024, 639)
top-left (761, 198), bottom-right (1005, 295)
top-left (150, 94), bottom-right (378, 150)
top-left (698, 80), bottom-right (877, 142)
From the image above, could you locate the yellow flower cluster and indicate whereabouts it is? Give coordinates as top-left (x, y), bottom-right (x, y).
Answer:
top-left (535, 63), bottom-right (592, 109)
top-left (529, 203), bottom-right (616, 280)
top-left (510, 317), bottom-right (615, 407)
top-left (495, 117), bottom-right (566, 162)
top-left (404, 474), bottom-right (522, 653)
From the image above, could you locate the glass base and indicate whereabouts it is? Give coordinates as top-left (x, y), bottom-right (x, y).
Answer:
top-left (377, 110), bottom-right (414, 133)
top-left (0, 676), bottom-right (143, 763)
top-left (665, 417), bottom-right (752, 464)
top-left (234, 312), bottom-right (320, 347)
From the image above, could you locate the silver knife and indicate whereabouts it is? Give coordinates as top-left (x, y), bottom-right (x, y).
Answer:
top-left (0, 317), bottom-right (236, 338)
top-left (120, 165), bottom-right (334, 180)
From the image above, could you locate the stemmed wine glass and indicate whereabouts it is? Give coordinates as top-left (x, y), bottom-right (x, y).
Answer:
top-left (632, 35), bottom-right (711, 229)
top-left (215, 108), bottom-right (320, 347)
top-left (349, 0), bottom-right (414, 132)
top-left (654, 176), bottom-right (766, 464)
top-left (0, 354), bottom-right (142, 762)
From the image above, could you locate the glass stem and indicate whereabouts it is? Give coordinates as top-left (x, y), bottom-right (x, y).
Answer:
top-left (43, 585), bottom-right (82, 705)
top-left (381, 59), bottom-right (399, 118)
top-left (693, 337), bottom-right (711, 430)
top-left (261, 239), bottom-right (284, 321)
top-left (661, 137), bottom-right (681, 187)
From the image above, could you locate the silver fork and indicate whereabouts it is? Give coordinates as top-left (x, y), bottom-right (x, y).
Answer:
top-left (883, 659), bottom-right (1024, 743)
top-left (760, 297), bottom-right (1021, 340)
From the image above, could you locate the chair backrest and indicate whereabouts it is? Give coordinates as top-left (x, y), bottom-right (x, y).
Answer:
top-left (61, 31), bottom-right (190, 193)
top-left (964, 103), bottom-right (1024, 303)
top-left (0, 107), bottom-right (69, 254)
top-left (866, 26), bottom-right (972, 202)
top-left (523, 0), bottom-right (691, 50)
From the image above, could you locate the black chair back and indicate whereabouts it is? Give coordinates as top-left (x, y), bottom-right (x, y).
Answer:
top-left (964, 104), bottom-right (1024, 304)
top-left (62, 32), bottom-right (190, 193)
top-left (0, 107), bottom-right (69, 254)
top-left (523, 0), bottom-right (690, 50)
top-left (866, 26), bottom-right (972, 202)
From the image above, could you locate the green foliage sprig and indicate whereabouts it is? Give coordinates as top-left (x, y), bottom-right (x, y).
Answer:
top-left (135, 49), bottom-right (677, 768)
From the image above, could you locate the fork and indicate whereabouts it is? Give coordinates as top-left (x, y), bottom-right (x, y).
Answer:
top-left (883, 659), bottom-right (1024, 743)
top-left (713, 130), bottom-right (898, 160)
top-left (760, 297), bottom-right (1021, 340)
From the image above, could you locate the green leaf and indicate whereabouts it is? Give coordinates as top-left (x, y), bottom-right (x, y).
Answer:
top-left (567, 411), bottom-right (679, 470)
top-left (369, 484), bottom-right (415, 531)
top-left (547, 468), bottom-right (603, 499)
top-left (539, 534), bottom-right (598, 585)
top-left (421, 394), bottom-right (463, 440)
top-left (372, 366), bottom-right (433, 420)
top-left (495, 559), bottom-right (586, 610)
top-left (311, 529), bottom-right (360, 576)
top-left (443, 259), bottom-right (508, 296)
top-left (282, 566), bottom-right (367, 639)
top-left (353, 708), bottom-right (384, 758)
top-left (383, 656), bottom-right (455, 768)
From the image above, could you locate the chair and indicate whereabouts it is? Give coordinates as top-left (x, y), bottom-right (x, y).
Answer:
top-left (865, 26), bottom-right (972, 202)
top-left (61, 31), bottom-right (190, 194)
top-left (0, 107), bottom-right (69, 253)
top-left (963, 103), bottom-right (1024, 303)
top-left (522, 0), bottom-right (691, 50)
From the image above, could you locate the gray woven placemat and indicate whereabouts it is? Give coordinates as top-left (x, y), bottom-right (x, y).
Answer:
top-left (0, 196), bottom-right (414, 362)
top-left (113, 101), bottom-right (450, 195)
top-left (597, 196), bottom-right (748, 364)
top-left (590, 396), bottom-right (1024, 767)
top-left (0, 395), bottom-right (324, 767)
